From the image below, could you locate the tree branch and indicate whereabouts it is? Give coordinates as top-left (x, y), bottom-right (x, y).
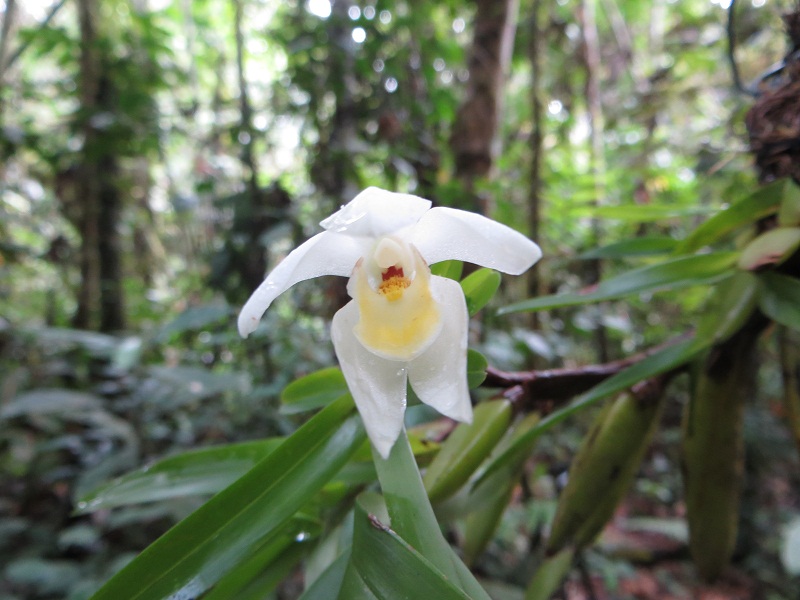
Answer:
top-left (483, 334), bottom-right (691, 411)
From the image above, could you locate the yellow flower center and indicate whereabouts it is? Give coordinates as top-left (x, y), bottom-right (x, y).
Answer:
top-left (378, 265), bottom-right (411, 301)
top-left (349, 238), bottom-right (442, 361)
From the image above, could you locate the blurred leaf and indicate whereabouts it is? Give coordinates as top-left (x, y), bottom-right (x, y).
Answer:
top-left (423, 400), bottom-right (512, 503)
top-left (152, 304), bottom-right (231, 343)
top-left (578, 236), bottom-right (677, 259)
top-left (145, 365), bottom-right (251, 408)
top-left (345, 498), bottom-right (474, 600)
top-left (4, 558), bottom-right (82, 596)
top-left (0, 389), bottom-right (103, 419)
top-left (499, 253), bottom-right (737, 314)
top-left (77, 439), bottom-right (285, 513)
top-left (463, 413), bottom-right (541, 565)
top-left (582, 204), bottom-right (713, 222)
top-left (696, 271), bottom-right (760, 344)
top-left (467, 349), bottom-right (488, 389)
top-left (759, 273), bottom-right (800, 331)
top-left (461, 269), bottom-right (501, 316)
top-left (281, 367), bottom-right (348, 414)
top-left (90, 395), bottom-right (365, 600)
top-left (737, 227), bottom-right (800, 271)
top-left (778, 181), bottom-right (800, 226)
top-left (431, 260), bottom-right (464, 281)
top-left (674, 180), bottom-right (784, 254)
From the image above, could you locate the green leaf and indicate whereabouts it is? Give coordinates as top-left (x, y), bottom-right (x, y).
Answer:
top-left (373, 434), bottom-right (491, 599)
top-left (695, 271), bottom-right (761, 345)
top-left (582, 204), bottom-right (713, 222)
top-left (778, 181), bottom-right (800, 226)
top-left (431, 260), bottom-right (464, 281)
top-left (475, 337), bottom-right (707, 488)
top-left (204, 531), bottom-right (311, 600)
top-left (499, 253), bottom-right (737, 314)
top-left (463, 413), bottom-right (542, 565)
top-left (423, 400), bottom-right (512, 503)
top-left (347, 499), bottom-right (473, 600)
top-left (461, 269), bottom-right (502, 316)
top-left (759, 273), bottom-right (800, 331)
top-left (77, 439), bottom-right (285, 513)
top-left (281, 367), bottom-right (349, 414)
top-left (467, 349), bottom-right (488, 389)
top-left (153, 304), bottom-right (230, 343)
top-left (300, 550), bottom-right (352, 600)
top-left (0, 389), bottom-right (103, 419)
top-left (674, 180), bottom-right (784, 254)
top-left (577, 236), bottom-right (677, 259)
top-left (737, 227), bottom-right (800, 271)
top-left (89, 395), bottom-right (365, 600)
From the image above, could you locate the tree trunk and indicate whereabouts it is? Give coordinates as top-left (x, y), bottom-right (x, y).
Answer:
top-left (73, 0), bottom-right (102, 330)
top-left (579, 0), bottom-right (609, 361)
top-left (74, 0), bottom-right (125, 331)
top-left (527, 0), bottom-right (544, 316)
top-left (450, 0), bottom-right (518, 212)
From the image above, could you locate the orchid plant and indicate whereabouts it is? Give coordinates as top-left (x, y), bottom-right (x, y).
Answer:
top-left (239, 187), bottom-right (541, 459)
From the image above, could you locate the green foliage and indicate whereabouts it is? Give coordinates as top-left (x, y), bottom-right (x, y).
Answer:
top-left (3, 0), bottom-right (800, 598)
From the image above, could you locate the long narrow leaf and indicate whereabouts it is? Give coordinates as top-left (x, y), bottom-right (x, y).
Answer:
top-left (77, 439), bottom-right (285, 512)
top-left (674, 180), bottom-right (784, 254)
top-left (90, 395), bottom-right (364, 600)
top-left (498, 253), bottom-right (737, 314)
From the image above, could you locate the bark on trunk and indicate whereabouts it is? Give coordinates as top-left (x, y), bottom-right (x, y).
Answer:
top-left (450, 0), bottom-right (518, 211)
top-left (74, 0), bottom-right (125, 331)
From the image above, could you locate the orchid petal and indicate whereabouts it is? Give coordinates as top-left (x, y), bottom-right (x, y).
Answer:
top-left (320, 187), bottom-right (431, 237)
top-left (410, 207), bottom-right (542, 275)
top-left (238, 231), bottom-right (365, 337)
top-left (407, 276), bottom-right (472, 424)
top-left (331, 300), bottom-right (408, 459)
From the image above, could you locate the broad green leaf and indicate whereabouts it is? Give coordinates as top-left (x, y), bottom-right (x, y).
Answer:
top-left (582, 204), bottom-right (713, 222)
top-left (89, 395), bottom-right (365, 600)
top-left (347, 499), bottom-right (473, 600)
top-left (467, 349), bottom-right (488, 389)
top-left (499, 253), bottom-right (737, 314)
top-left (431, 260), bottom-right (464, 281)
top-left (475, 337), bottom-right (708, 488)
top-left (674, 180), bottom-right (784, 254)
top-left (759, 273), bottom-right (800, 331)
top-left (737, 227), bottom-right (800, 271)
top-left (424, 400), bottom-right (512, 503)
top-left (578, 236), bottom-right (677, 259)
top-left (461, 268), bottom-right (502, 316)
top-left (281, 367), bottom-right (349, 414)
top-left (77, 439), bottom-right (284, 513)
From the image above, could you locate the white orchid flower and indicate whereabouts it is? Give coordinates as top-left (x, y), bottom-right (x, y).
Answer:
top-left (238, 187), bottom-right (541, 458)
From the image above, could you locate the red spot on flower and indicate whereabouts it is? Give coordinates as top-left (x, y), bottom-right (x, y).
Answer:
top-left (382, 265), bottom-right (405, 281)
